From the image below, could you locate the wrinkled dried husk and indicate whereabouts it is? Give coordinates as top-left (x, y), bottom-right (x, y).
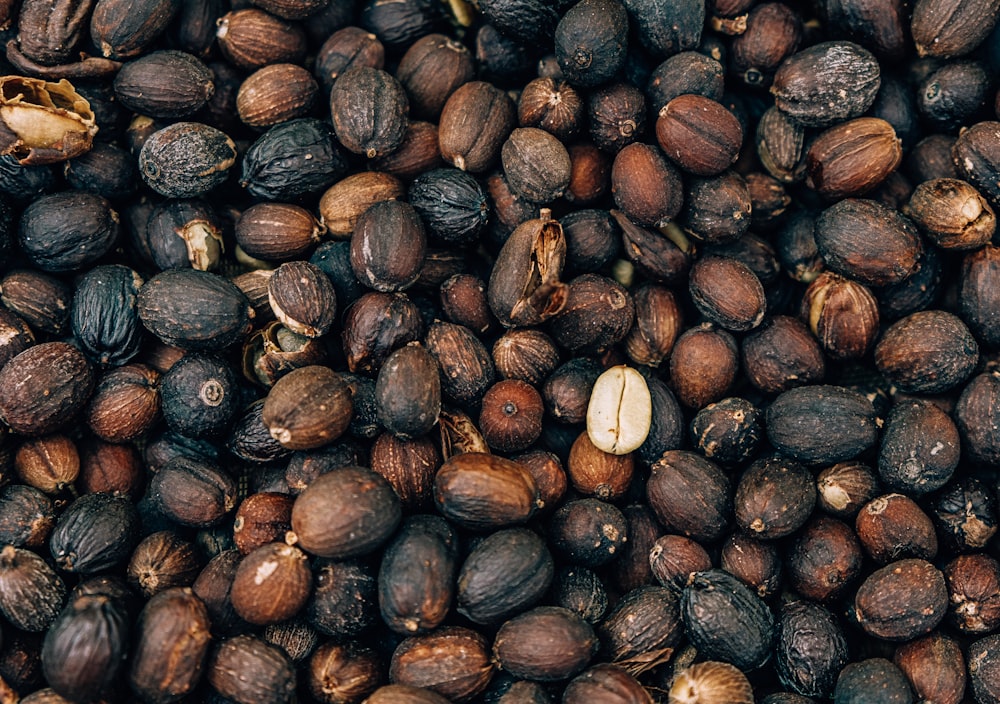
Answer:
top-left (0, 76), bottom-right (97, 164)
top-left (487, 212), bottom-right (568, 327)
top-left (439, 406), bottom-right (491, 459)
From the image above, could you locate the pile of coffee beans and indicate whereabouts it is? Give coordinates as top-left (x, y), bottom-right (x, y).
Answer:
top-left (1, 0), bottom-right (1000, 702)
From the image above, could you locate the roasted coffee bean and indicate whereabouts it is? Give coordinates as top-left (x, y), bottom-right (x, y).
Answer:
top-left (389, 627), bottom-right (494, 702)
top-left (139, 122), bottom-right (237, 198)
top-left (129, 587), bottom-right (212, 702)
top-left (14, 435), bottom-right (79, 494)
top-left (564, 664), bottom-right (652, 704)
top-left (550, 498), bottom-right (627, 568)
top-left (682, 171), bottom-right (752, 244)
top-left (911, 0), bottom-right (1000, 58)
top-left (968, 634), bottom-right (1000, 703)
top-left (611, 142), bottom-right (683, 227)
top-left (493, 606), bottom-right (598, 682)
top-left (307, 641), bottom-right (382, 704)
top-left (833, 658), bottom-right (914, 704)
top-left (597, 585), bottom-right (682, 668)
top-left (18, 191), bottom-right (119, 273)
top-left (263, 365), bottom-right (353, 450)
top-left (688, 256), bottom-right (766, 332)
top-left (893, 633), bottom-right (966, 704)
top-left (0, 485), bottom-right (55, 550)
top-left (379, 515), bottom-right (456, 634)
top-left (307, 558), bottom-right (377, 640)
top-left (554, 0), bottom-right (628, 87)
top-left (438, 81), bottom-right (516, 173)
top-left (552, 567), bottom-right (608, 624)
top-left (735, 455), bottom-right (816, 539)
top-left (681, 569), bottom-right (775, 672)
top-left (656, 94), bottom-right (743, 177)
top-left (290, 465), bottom-right (401, 559)
top-left (771, 41), bottom-right (881, 128)
top-left (127, 530), bottom-right (200, 598)
top-left (623, 0), bottom-right (704, 57)
top-left (732, 2), bottom-right (803, 84)
top-left (766, 385), bottom-right (878, 466)
top-left (668, 323), bottom-right (739, 410)
top-left (854, 558), bottom-right (948, 641)
top-left (148, 455), bottom-right (237, 528)
top-left (690, 397), bottom-right (763, 467)
top-left (720, 532), bottom-right (782, 599)
top-left (775, 600), bottom-right (847, 699)
top-left (231, 542), bottom-right (312, 626)
top-left (434, 453), bottom-right (539, 530)
top-left (874, 310), bottom-right (978, 394)
top-left (114, 50), bottom-right (214, 118)
top-left (878, 400), bottom-right (959, 496)
top-left (71, 264), bottom-right (144, 368)
top-left (856, 494), bottom-right (938, 564)
top-left (375, 343), bottom-right (441, 440)
top-left (647, 450), bottom-right (732, 543)
top-left (216, 8), bottom-right (307, 70)
top-left (41, 592), bottom-right (128, 702)
top-left (207, 634), bottom-right (297, 704)
top-left (0, 545), bottom-right (66, 632)
top-left (814, 198), bottom-right (922, 287)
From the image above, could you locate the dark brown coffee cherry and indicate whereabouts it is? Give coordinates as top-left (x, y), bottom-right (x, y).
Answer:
top-left (682, 569), bottom-right (775, 672)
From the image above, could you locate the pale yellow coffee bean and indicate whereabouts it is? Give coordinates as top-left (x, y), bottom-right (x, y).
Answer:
top-left (586, 365), bottom-right (652, 455)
